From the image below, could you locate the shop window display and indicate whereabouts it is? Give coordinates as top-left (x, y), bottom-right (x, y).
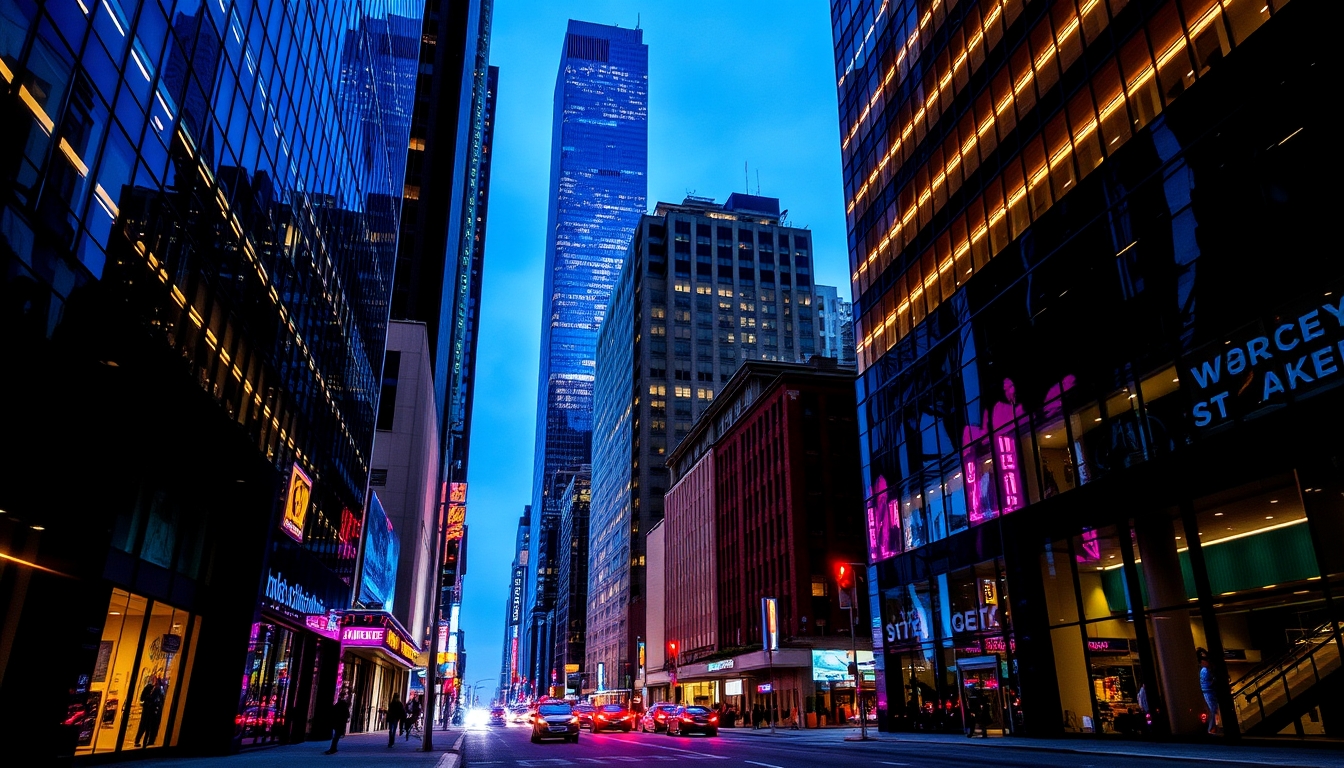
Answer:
top-left (74, 589), bottom-right (196, 756)
top-left (238, 623), bottom-right (296, 744)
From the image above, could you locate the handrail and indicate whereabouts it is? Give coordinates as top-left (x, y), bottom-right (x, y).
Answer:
top-left (1232, 622), bottom-right (1339, 703)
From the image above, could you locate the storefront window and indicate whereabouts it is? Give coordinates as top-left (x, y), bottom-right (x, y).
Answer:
top-left (74, 589), bottom-right (195, 755)
top-left (238, 622), bottom-right (296, 744)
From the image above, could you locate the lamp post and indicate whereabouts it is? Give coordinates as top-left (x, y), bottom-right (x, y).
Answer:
top-left (837, 563), bottom-right (873, 741)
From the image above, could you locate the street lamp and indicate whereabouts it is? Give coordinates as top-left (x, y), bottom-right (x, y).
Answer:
top-left (470, 678), bottom-right (493, 708)
top-left (836, 563), bottom-right (874, 741)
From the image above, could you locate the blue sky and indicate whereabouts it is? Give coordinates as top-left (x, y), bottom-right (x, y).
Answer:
top-left (461, 0), bottom-right (850, 689)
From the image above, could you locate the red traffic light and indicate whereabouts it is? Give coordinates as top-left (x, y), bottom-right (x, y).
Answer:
top-left (668, 641), bottom-right (678, 659)
top-left (836, 564), bottom-right (854, 589)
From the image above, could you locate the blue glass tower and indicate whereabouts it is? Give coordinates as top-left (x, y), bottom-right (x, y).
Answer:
top-left (0, 0), bottom-right (420, 754)
top-left (525, 20), bottom-right (647, 694)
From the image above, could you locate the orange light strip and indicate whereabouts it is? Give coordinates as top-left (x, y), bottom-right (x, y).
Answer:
top-left (847, 0), bottom-right (1101, 218)
top-left (853, 0), bottom-right (1258, 372)
top-left (0, 550), bottom-right (75, 578)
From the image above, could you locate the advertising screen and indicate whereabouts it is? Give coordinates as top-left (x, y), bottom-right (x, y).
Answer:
top-left (281, 464), bottom-right (312, 542)
top-left (811, 649), bottom-right (876, 682)
top-left (358, 492), bottom-right (399, 611)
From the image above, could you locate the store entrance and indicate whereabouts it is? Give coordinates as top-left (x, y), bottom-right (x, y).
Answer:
top-left (956, 656), bottom-right (1004, 734)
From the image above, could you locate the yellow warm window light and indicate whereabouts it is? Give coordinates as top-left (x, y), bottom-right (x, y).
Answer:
top-left (57, 138), bottom-right (88, 176)
top-left (18, 86), bottom-right (54, 134)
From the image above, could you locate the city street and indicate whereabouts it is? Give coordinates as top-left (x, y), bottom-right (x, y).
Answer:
top-left (462, 721), bottom-right (1344, 768)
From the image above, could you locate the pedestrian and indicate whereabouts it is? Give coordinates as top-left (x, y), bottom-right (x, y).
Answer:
top-left (1199, 651), bottom-right (1219, 734)
top-left (386, 692), bottom-right (406, 747)
top-left (751, 704), bottom-right (762, 730)
top-left (325, 689), bottom-right (352, 755)
top-left (404, 694), bottom-right (422, 739)
top-left (134, 676), bottom-right (166, 747)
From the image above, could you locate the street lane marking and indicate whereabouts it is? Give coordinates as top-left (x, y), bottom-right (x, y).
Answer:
top-left (745, 762), bottom-right (783, 768)
top-left (880, 763), bottom-right (912, 766)
top-left (586, 732), bottom-right (729, 759)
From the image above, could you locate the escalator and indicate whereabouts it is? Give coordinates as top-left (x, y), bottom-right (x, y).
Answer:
top-left (1232, 621), bottom-right (1342, 736)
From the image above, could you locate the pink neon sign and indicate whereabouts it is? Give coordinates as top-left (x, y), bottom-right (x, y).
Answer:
top-left (341, 627), bottom-right (386, 646)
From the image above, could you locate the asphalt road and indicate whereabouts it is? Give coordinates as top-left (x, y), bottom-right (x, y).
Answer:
top-left (463, 721), bottom-right (1239, 768)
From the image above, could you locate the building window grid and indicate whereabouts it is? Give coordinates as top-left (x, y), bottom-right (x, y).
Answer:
top-left (850, 0), bottom-right (1274, 372)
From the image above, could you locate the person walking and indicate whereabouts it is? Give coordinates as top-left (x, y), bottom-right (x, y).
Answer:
top-left (1199, 652), bottom-right (1219, 734)
top-left (325, 690), bottom-right (352, 755)
top-left (386, 693), bottom-right (406, 747)
top-left (404, 694), bottom-right (422, 739)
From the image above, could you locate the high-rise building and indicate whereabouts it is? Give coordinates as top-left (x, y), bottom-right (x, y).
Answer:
top-left (656, 358), bottom-right (869, 718)
top-left (833, 0), bottom-right (1340, 741)
top-left (0, 0), bottom-right (420, 757)
top-left (588, 192), bottom-right (835, 694)
top-left (498, 511), bottom-right (530, 703)
top-left (384, 0), bottom-right (495, 719)
top-left (816, 285), bottom-right (856, 366)
top-left (524, 20), bottom-right (648, 694)
top-left (553, 467), bottom-right (592, 695)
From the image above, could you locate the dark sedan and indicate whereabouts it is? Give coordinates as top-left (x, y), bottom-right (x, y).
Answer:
top-left (489, 706), bottom-right (507, 726)
top-left (530, 701), bottom-right (580, 743)
top-left (666, 705), bottom-right (718, 736)
top-left (638, 702), bottom-right (678, 733)
top-left (573, 703), bottom-right (596, 730)
top-left (592, 703), bottom-right (636, 733)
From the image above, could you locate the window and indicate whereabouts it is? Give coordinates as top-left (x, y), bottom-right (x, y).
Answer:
top-left (649, 384), bottom-right (666, 396)
top-left (371, 469), bottom-right (388, 486)
top-left (674, 385), bottom-right (692, 399)
top-left (674, 281), bottom-right (690, 293)
top-left (697, 388), bottom-right (714, 401)
top-left (651, 305), bottom-right (666, 319)
top-left (718, 287), bottom-right (733, 298)
top-left (696, 284), bottom-right (712, 295)
top-left (376, 351), bottom-right (400, 431)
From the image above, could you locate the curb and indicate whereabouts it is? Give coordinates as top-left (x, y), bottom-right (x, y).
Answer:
top-left (716, 728), bottom-right (1337, 768)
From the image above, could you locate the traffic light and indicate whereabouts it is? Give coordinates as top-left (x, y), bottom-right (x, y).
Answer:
top-left (836, 564), bottom-right (854, 590)
top-left (667, 641), bottom-right (678, 662)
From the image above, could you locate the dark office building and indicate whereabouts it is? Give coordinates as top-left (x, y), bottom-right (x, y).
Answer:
top-left (832, 0), bottom-right (1340, 741)
top-left (524, 19), bottom-right (648, 694)
top-left (553, 467), bottom-right (591, 695)
top-left (498, 511), bottom-right (530, 702)
top-left (589, 192), bottom-right (835, 694)
top-left (0, 0), bottom-right (421, 759)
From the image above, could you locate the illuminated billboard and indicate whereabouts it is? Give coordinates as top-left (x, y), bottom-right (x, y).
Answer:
top-left (811, 649), bottom-right (875, 682)
top-left (281, 464), bottom-right (312, 542)
top-left (358, 492), bottom-right (399, 611)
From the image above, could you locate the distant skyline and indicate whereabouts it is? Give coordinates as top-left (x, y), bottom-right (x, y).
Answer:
top-left (462, 0), bottom-right (848, 693)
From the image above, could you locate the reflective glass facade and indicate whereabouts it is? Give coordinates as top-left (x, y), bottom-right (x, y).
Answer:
top-left (833, 0), bottom-right (1342, 740)
top-left (1, 0), bottom-right (420, 755)
top-left (525, 20), bottom-right (647, 693)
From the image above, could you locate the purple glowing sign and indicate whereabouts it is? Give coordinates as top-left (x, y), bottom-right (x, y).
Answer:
top-left (341, 627), bottom-right (386, 646)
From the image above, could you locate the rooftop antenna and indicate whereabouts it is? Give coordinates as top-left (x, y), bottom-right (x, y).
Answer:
top-left (636, 13), bottom-right (640, 29)
top-left (744, 161), bottom-right (749, 193)
top-left (756, 170), bottom-right (761, 196)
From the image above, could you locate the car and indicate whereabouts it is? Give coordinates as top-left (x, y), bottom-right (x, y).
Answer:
top-left (638, 702), bottom-right (678, 733)
top-left (592, 703), bottom-right (635, 733)
top-left (510, 705), bottom-right (530, 724)
top-left (489, 706), bottom-right (507, 726)
top-left (573, 703), bottom-right (596, 730)
top-left (530, 701), bottom-right (580, 744)
top-left (666, 705), bottom-right (718, 737)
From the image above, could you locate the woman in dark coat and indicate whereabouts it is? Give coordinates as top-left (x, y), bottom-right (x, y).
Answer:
top-left (324, 691), bottom-right (352, 755)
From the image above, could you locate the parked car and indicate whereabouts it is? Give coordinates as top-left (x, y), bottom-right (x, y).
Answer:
top-left (592, 703), bottom-right (635, 733)
top-left (666, 705), bottom-right (718, 737)
top-left (573, 703), bottom-right (596, 730)
top-left (489, 706), bottom-right (507, 726)
top-left (530, 701), bottom-right (580, 744)
top-left (638, 702), bottom-right (679, 733)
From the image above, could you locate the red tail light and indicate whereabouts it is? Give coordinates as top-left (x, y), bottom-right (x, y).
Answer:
top-left (656, 713), bottom-right (666, 720)
top-left (709, 715), bottom-right (719, 723)
top-left (681, 715), bottom-right (695, 723)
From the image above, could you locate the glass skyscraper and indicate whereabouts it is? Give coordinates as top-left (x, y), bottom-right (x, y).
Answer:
top-left (1, 0), bottom-right (420, 756)
top-left (524, 19), bottom-right (647, 694)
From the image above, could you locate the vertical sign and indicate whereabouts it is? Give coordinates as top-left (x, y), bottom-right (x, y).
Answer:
top-left (637, 640), bottom-right (646, 680)
top-left (281, 463), bottom-right (312, 542)
top-left (761, 597), bottom-right (779, 651)
top-left (597, 662), bottom-right (606, 692)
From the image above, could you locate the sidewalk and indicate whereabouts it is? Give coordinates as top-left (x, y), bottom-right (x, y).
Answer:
top-left (120, 730), bottom-right (464, 768)
top-left (718, 726), bottom-right (1344, 768)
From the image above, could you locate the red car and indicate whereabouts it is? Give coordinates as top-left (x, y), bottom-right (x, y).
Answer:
top-left (666, 705), bottom-right (718, 737)
top-left (638, 702), bottom-right (678, 733)
top-left (592, 704), bottom-right (635, 733)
